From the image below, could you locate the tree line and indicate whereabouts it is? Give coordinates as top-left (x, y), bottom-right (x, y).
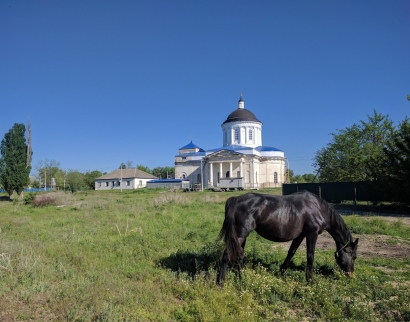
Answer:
top-left (1, 110), bottom-right (409, 203)
top-left (118, 161), bottom-right (175, 180)
top-left (312, 110), bottom-right (410, 204)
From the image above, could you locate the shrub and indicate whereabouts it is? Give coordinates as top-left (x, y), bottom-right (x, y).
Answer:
top-left (32, 194), bottom-right (57, 207)
top-left (23, 192), bottom-right (36, 205)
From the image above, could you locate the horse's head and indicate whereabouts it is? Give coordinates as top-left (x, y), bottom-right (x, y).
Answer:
top-left (334, 238), bottom-right (358, 276)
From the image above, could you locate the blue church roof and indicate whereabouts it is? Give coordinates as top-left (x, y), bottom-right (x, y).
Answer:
top-left (179, 141), bottom-right (205, 152)
top-left (255, 146), bottom-right (283, 152)
top-left (206, 145), bottom-right (283, 153)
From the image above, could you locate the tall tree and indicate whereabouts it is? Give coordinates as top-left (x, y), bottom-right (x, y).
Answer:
top-left (313, 110), bottom-right (394, 182)
top-left (84, 170), bottom-right (102, 190)
top-left (35, 159), bottom-right (61, 188)
top-left (152, 166), bottom-right (175, 179)
top-left (136, 165), bottom-right (152, 174)
top-left (66, 170), bottom-right (85, 192)
top-left (382, 118), bottom-right (410, 204)
top-left (0, 123), bottom-right (32, 199)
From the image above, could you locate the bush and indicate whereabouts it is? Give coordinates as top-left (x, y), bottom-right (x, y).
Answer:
top-left (32, 194), bottom-right (56, 207)
top-left (23, 192), bottom-right (36, 205)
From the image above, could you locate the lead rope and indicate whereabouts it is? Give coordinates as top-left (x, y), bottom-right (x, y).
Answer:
top-left (335, 241), bottom-right (350, 257)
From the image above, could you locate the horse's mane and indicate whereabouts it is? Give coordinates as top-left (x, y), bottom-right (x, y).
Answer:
top-left (317, 195), bottom-right (352, 243)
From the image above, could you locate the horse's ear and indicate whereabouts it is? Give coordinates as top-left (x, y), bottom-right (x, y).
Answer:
top-left (353, 238), bottom-right (359, 247)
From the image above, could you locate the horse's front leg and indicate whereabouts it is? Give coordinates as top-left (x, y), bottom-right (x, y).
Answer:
top-left (280, 234), bottom-right (305, 274)
top-left (305, 232), bottom-right (318, 281)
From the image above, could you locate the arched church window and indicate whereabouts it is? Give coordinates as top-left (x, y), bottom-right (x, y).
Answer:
top-left (234, 129), bottom-right (239, 142)
top-left (274, 172), bottom-right (278, 184)
top-left (182, 174), bottom-right (186, 179)
top-left (249, 129), bottom-right (253, 141)
top-left (197, 174), bottom-right (201, 183)
top-left (226, 171), bottom-right (230, 178)
top-left (217, 172), bottom-right (220, 184)
top-left (237, 171), bottom-right (240, 178)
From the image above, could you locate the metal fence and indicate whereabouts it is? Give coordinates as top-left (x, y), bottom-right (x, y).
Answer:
top-left (282, 181), bottom-right (387, 202)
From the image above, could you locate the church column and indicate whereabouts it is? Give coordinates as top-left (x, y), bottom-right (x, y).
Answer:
top-left (229, 162), bottom-right (232, 178)
top-left (250, 159), bottom-right (254, 188)
top-left (240, 160), bottom-right (243, 178)
top-left (220, 163), bottom-right (223, 179)
top-left (210, 163), bottom-right (213, 186)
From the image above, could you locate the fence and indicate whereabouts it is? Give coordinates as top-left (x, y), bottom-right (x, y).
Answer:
top-left (282, 181), bottom-right (388, 202)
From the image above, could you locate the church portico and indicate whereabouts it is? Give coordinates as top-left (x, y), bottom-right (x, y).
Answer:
top-left (207, 158), bottom-right (244, 186)
top-left (175, 94), bottom-right (287, 190)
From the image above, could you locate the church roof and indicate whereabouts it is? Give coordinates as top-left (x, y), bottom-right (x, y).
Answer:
top-left (255, 146), bottom-right (282, 152)
top-left (222, 108), bottom-right (261, 125)
top-left (179, 141), bottom-right (205, 151)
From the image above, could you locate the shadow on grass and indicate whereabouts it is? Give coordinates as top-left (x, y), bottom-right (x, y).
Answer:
top-left (246, 256), bottom-right (335, 278)
top-left (159, 247), bottom-right (221, 277)
top-left (159, 245), bottom-right (335, 279)
top-left (0, 196), bottom-right (11, 202)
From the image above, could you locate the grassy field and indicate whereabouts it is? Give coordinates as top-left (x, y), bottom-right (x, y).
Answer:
top-left (0, 189), bottom-right (409, 321)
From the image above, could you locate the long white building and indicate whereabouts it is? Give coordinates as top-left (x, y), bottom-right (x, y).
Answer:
top-left (175, 95), bottom-right (287, 189)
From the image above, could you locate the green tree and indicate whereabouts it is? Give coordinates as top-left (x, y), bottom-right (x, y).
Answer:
top-left (382, 118), bottom-right (410, 204)
top-left (35, 159), bottom-right (61, 188)
top-left (152, 166), bottom-right (175, 179)
top-left (84, 170), bottom-right (102, 190)
top-left (136, 165), bottom-right (152, 174)
top-left (313, 110), bottom-right (394, 182)
top-left (66, 170), bottom-right (85, 192)
top-left (302, 173), bottom-right (318, 183)
top-left (0, 123), bottom-right (32, 199)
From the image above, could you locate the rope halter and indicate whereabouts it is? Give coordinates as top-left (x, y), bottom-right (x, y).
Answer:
top-left (335, 241), bottom-right (350, 257)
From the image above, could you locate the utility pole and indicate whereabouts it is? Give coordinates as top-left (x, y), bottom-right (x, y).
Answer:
top-left (201, 158), bottom-right (204, 192)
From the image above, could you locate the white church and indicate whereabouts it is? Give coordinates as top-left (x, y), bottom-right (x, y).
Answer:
top-left (175, 95), bottom-right (288, 189)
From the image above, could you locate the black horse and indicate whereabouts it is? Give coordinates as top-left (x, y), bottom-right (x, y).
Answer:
top-left (217, 191), bottom-right (358, 284)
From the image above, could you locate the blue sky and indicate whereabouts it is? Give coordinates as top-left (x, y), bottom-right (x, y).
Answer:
top-left (1, 1), bottom-right (409, 176)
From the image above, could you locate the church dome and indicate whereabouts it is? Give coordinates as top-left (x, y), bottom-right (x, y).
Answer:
top-left (222, 94), bottom-right (262, 125)
top-left (222, 108), bottom-right (261, 125)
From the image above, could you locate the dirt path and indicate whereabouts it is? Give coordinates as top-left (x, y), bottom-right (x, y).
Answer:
top-left (272, 232), bottom-right (410, 259)
top-left (272, 213), bottom-right (410, 259)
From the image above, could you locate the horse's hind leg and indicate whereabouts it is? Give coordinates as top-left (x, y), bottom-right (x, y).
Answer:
top-left (217, 237), bottom-right (247, 285)
top-left (217, 249), bottom-right (229, 286)
top-left (237, 238), bottom-right (247, 280)
top-left (239, 239), bottom-right (247, 270)
top-left (280, 234), bottom-right (305, 274)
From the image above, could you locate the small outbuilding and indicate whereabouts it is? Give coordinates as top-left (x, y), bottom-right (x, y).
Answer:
top-left (95, 168), bottom-right (158, 190)
top-left (146, 179), bottom-right (190, 190)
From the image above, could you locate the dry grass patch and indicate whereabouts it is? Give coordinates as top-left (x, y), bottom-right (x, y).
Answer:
top-left (32, 192), bottom-right (77, 207)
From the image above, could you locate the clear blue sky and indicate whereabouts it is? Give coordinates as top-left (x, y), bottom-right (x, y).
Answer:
top-left (1, 1), bottom-right (409, 176)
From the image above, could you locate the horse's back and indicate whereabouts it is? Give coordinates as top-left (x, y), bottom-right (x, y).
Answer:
top-left (233, 192), bottom-right (328, 242)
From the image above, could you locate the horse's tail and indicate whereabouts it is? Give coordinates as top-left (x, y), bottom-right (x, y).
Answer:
top-left (218, 196), bottom-right (241, 264)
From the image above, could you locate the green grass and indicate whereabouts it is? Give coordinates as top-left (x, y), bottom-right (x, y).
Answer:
top-left (0, 188), bottom-right (409, 321)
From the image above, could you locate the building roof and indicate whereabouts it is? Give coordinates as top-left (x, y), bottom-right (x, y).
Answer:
top-left (96, 168), bottom-right (158, 180)
top-left (222, 108), bottom-right (262, 125)
top-left (148, 179), bottom-right (188, 183)
top-left (205, 145), bottom-right (284, 158)
top-left (255, 146), bottom-right (282, 152)
top-left (179, 141), bottom-right (205, 151)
